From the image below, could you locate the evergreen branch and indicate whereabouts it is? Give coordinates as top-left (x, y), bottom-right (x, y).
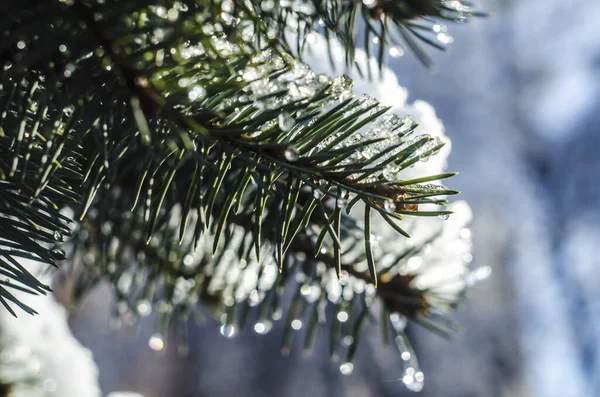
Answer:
top-left (0, 1), bottom-right (468, 376)
top-left (0, 0), bottom-right (456, 313)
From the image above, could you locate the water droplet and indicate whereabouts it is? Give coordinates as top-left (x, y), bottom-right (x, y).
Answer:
top-left (247, 289), bottom-right (261, 306)
top-left (390, 312), bottom-right (407, 332)
top-left (336, 311), bottom-right (349, 323)
top-left (384, 200), bottom-right (396, 213)
top-left (148, 334), bottom-right (164, 351)
top-left (283, 146), bottom-right (299, 162)
top-left (63, 62), bottom-right (76, 78)
top-left (465, 266), bottom-right (492, 287)
top-left (188, 85), bottom-right (206, 101)
top-left (389, 46), bottom-right (404, 58)
top-left (223, 296), bottom-right (235, 307)
top-left (49, 248), bottom-right (66, 260)
top-left (438, 213), bottom-right (450, 220)
top-left (339, 362), bottom-right (354, 375)
top-left (136, 299), bottom-right (152, 316)
top-left (220, 324), bottom-right (238, 338)
top-left (182, 254), bottom-right (194, 267)
top-left (278, 112), bottom-right (294, 132)
top-left (167, 8), bottom-right (179, 21)
top-left (254, 321), bottom-right (272, 334)
top-left (53, 230), bottom-right (64, 242)
top-left (153, 5), bottom-right (167, 17)
top-left (437, 32), bottom-right (453, 45)
top-left (16, 41), bottom-right (26, 50)
top-left (304, 285), bottom-right (320, 303)
top-left (178, 77), bottom-right (191, 88)
top-left (300, 284), bottom-right (312, 296)
top-left (291, 319), bottom-right (303, 330)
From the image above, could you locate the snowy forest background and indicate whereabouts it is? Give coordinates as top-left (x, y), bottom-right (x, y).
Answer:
top-left (10, 0), bottom-right (600, 396)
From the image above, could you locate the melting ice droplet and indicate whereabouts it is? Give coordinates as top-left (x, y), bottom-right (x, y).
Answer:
top-left (291, 319), bottom-right (303, 330)
top-left (220, 324), bottom-right (238, 338)
top-left (283, 146), bottom-right (299, 162)
top-left (254, 321), bottom-right (272, 334)
top-left (136, 299), bottom-right (152, 316)
top-left (53, 230), bottom-right (64, 242)
top-left (278, 112), bottom-right (294, 131)
top-left (389, 46), bottom-right (404, 58)
top-left (339, 362), bottom-right (354, 375)
top-left (148, 334), bottom-right (164, 351)
top-left (465, 266), bottom-right (492, 287)
top-left (384, 200), bottom-right (396, 213)
top-left (188, 85), bottom-right (206, 101)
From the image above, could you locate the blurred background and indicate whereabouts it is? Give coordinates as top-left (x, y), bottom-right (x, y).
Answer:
top-left (64, 0), bottom-right (600, 396)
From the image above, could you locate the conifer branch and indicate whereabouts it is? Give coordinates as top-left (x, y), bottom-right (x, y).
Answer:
top-left (0, 0), bottom-right (480, 382)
